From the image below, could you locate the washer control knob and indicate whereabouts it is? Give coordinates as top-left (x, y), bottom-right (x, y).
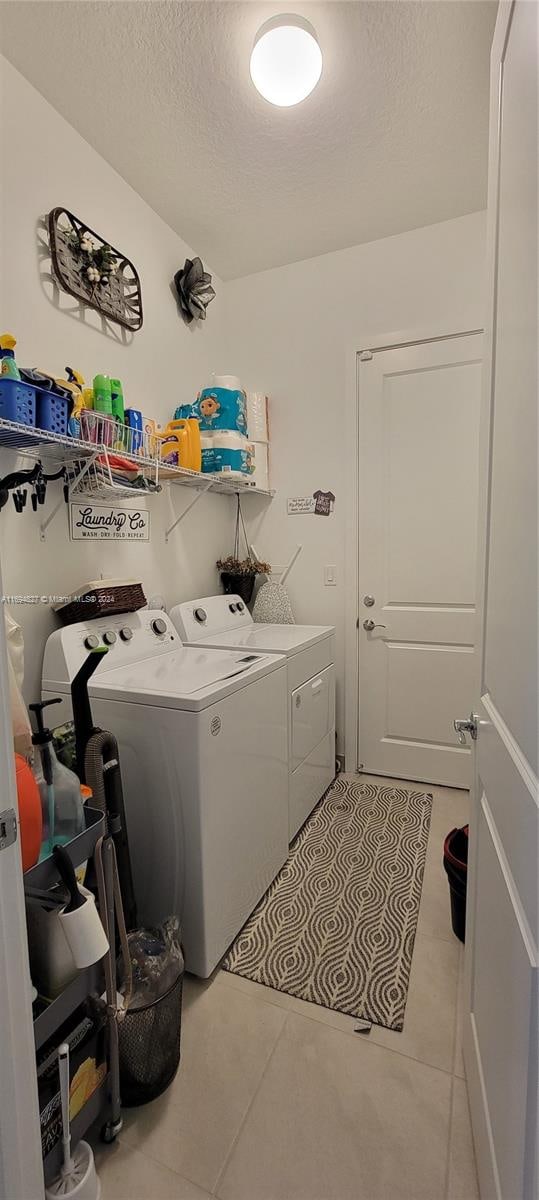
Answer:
top-left (152, 618), bottom-right (167, 636)
top-left (103, 631), bottom-right (117, 646)
top-left (119, 627), bottom-right (133, 642)
top-left (193, 608), bottom-right (207, 624)
top-left (236, 601), bottom-right (244, 612)
top-left (229, 603), bottom-right (237, 613)
top-left (84, 634), bottom-right (100, 650)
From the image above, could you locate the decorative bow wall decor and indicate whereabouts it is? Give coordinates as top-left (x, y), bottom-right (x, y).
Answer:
top-left (173, 257), bottom-right (216, 324)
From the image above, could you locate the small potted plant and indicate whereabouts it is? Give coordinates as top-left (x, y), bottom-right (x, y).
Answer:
top-left (217, 497), bottom-right (270, 604)
top-left (216, 554), bottom-right (270, 604)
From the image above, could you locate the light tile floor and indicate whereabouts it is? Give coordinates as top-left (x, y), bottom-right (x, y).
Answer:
top-left (94, 775), bottom-right (479, 1200)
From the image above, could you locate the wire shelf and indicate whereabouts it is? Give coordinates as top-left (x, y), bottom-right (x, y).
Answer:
top-left (0, 417), bottom-right (95, 465)
top-left (160, 463), bottom-right (274, 496)
top-left (68, 463), bottom-right (161, 502)
top-left (79, 411), bottom-right (157, 471)
top-left (0, 416), bottom-right (274, 502)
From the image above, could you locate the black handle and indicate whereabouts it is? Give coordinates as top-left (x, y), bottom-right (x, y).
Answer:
top-left (71, 648), bottom-right (108, 784)
top-left (52, 845), bottom-right (85, 912)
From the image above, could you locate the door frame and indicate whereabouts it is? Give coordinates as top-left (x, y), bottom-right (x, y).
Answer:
top-left (343, 325), bottom-right (484, 774)
top-left (0, 568), bottom-right (44, 1199)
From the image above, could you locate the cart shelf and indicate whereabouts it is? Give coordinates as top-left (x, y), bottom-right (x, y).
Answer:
top-left (24, 806), bottom-right (105, 891)
top-left (33, 964), bottom-right (101, 1052)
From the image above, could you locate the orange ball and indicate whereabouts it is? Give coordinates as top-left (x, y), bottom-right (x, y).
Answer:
top-left (14, 755), bottom-right (42, 870)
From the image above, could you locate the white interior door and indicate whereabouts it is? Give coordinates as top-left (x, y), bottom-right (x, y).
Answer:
top-left (463, 4), bottom-right (538, 1198)
top-left (358, 333), bottom-right (482, 787)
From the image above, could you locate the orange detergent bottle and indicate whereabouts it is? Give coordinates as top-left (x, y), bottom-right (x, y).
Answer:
top-left (158, 418), bottom-right (201, 471)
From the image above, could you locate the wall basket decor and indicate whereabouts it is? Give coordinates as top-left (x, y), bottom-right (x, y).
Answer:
top-left (48, 207), bottom-right (143, 330)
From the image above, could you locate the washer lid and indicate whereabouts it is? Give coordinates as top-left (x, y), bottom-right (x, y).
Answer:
top-left (87, 644), bottom-right (285, 710)
top-left (183, 624), bottom-right (334, 657)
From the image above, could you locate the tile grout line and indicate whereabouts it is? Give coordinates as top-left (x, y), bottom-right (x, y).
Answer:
top-left (277, 999), bottom-right (460, 1079)
top-left (110, 1134), bottom-right (214, 1197)
top-left (211, 1011), bottom-right (291, 1198)
top-left (443, 952), bottom-right (462, 1200)
top-left (443, 1074), bottom-right (457, 1200)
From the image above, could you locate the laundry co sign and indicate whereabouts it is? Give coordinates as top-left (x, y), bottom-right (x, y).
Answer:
top-left (70, 503), bottom-right (150, 541)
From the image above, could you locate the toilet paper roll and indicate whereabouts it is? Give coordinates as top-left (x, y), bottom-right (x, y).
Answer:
top-left (58, 887), bottom-right (109, 969)
top-left (247, 393), bottom-right (269, 442)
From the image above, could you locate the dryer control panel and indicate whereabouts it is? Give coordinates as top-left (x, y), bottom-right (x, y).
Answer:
top-left (172, 594), bottom-right (253, 641)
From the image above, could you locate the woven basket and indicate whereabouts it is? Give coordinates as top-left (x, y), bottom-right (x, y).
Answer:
top-left (56, 583), bottom-right (146, 626)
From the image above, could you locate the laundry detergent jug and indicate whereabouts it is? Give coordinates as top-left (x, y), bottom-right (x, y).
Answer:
top-left (158, 418), bottom-right (201, 471)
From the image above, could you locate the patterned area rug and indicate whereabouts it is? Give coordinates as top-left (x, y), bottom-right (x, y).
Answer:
top-left (223, 777), bottom-right (432, 1031)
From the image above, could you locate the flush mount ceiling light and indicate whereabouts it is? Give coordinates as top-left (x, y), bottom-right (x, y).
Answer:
top-left (250, 14), bottom-right (322, 107)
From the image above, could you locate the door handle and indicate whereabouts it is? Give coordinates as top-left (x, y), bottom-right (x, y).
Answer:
top-left (453, 714), bottom-right (479, 745)
top-left (362, 620), bottom-right (387, 632)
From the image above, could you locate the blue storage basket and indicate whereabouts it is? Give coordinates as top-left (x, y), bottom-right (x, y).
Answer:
top-left (0, 377), bottom-right (36, 426)
top-left (35, 388), bottom-right (68, 436)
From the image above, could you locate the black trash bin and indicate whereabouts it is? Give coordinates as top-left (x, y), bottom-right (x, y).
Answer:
top-left (118, 970), bottom-right (184, 1106)
top-left (118, 919), bottom-right (185, 1106)
top-left (443, 825), bottom-right (469, 943)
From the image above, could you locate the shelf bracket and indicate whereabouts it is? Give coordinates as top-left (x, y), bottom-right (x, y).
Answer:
top-left (39, 451), bottom-right (99, 541)
top-left (164, 480), bottom-right (213, 542)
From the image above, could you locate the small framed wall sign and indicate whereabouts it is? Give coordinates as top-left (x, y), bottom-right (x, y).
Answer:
top-left (287, 491), bottom-right (335, 516)
top-left (287, 496), bottom-right (316, 515)
top-left (70, 503), bottom-right (150, 541)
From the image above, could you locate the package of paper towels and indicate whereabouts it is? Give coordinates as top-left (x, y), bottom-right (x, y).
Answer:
top-left (247, 393), bottom-right (269, 442)
top-left (196, 375), bottom-right (247, 433)
top-left (201, 430), bottom-right (254, 479)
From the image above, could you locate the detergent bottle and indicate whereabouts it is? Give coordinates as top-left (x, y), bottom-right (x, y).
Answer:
top-left (0, 333), bottom-right (21, 380)
top-left (185, 416), bottom-right (202, 471)
top-left (63, 367), bottom-right (86, 437)
top-left (158, 419), bottom-right (201, 471)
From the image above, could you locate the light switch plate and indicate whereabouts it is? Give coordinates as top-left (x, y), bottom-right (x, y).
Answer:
top-left (324, 564), bottom-right (337, 586)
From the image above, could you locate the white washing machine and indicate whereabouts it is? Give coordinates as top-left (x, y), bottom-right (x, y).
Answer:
top-left (170, 596), bottom-right (336, 841)
top-left (42, 610), bottom-right (288, 977)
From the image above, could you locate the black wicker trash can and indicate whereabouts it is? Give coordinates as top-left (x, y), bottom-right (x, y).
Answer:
top-left (119, 970), bottom-right (184, 1106)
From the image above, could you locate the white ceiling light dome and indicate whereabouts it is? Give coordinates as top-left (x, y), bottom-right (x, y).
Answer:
top-left (250, 14), bottom-right (323, 107)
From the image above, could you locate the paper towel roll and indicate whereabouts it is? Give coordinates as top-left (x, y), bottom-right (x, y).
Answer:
top-left (211, 374), bottom-right (242, 391)
top-left (58, 887), bottom-right (109, 969)
top-left (247, 393), bottom-right (269, 442)
top-left (250, 441), bottom-right (270, 491)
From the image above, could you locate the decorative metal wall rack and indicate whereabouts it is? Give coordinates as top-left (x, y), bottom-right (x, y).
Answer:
top-left (48, 208), bottom-right (143, 331)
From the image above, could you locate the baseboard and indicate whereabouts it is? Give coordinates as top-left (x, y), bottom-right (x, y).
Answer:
top-left (463, 1010), bottom-right (501, 1200)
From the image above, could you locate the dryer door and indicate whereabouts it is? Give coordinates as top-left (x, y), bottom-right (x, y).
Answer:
top-left (291, 665), bottom-right (334, 771)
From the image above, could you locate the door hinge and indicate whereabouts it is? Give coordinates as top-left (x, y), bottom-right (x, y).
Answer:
top-left (0, 809), bottom-right (17, 852)
top-left (359, 350), bottom-right (373, 362)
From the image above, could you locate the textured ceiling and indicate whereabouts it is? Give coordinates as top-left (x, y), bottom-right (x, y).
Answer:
top-left (1, 1), bottom-right (497, 279)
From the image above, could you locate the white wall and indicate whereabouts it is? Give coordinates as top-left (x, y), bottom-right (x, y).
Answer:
top-left (223, 211), bottom-right (487, 753)
top-left (0, 58), bottom-right (235, 703)
top-left (0, 57), bottom-right (487, 752)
